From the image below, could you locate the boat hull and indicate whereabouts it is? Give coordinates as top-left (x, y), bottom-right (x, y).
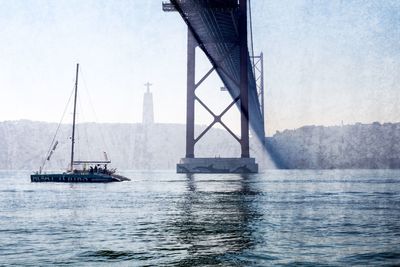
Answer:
top-left (31, 173), bottom-right (127, 183)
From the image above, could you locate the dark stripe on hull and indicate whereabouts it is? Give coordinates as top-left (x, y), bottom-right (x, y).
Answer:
top-left (30, 173), bottom-right (120, 183)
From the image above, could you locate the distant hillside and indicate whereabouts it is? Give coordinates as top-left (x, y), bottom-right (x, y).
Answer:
top-left (2, 120), bottom-right (398, 170)
top-left (266, 122), bottom-right (400, 169)
top-left (0, 120), bottom-right (256, 171)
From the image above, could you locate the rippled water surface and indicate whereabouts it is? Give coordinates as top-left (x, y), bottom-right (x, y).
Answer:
top-left (0, 170), bottom-right (400, 266)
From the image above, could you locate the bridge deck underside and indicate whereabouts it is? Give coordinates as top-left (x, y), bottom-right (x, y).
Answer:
top-left (171, 0), bottom-right (265, 143)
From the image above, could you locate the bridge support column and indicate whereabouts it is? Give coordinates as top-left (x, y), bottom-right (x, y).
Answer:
top-left (239, 0), bottom-right (249, 158)
top-left (174, 0), bottom-right (258, 174)
top-left (186, 30), bottom-right (196, 158)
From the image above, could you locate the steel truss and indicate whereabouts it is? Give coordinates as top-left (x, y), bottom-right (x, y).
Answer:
top-left (164, 0), bottom-right (263, 170)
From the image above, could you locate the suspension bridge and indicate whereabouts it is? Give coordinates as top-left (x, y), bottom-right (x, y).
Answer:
top-left (163, 0), bottom-right (265, 173)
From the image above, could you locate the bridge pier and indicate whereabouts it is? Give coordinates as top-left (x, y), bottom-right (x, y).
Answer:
top-left (176, 0), bottom-right (258, 174)
top-left (177, 158), bottom-right (258, 173)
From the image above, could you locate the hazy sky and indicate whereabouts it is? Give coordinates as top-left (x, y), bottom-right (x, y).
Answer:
top-left (0, 0), bottom-right (399, 136)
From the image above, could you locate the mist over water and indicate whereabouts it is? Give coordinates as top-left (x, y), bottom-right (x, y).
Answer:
top-left (1, 170), bottom-right (399, 266)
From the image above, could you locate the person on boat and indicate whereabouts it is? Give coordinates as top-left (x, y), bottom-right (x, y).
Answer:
top-left (89, 166), bottom-right (94, 174)
top-left (94, 165), bottom-right (98, 173)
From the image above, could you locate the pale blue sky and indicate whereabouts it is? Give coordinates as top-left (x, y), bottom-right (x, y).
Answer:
top-left (0, 0), bottom-right (399, 136)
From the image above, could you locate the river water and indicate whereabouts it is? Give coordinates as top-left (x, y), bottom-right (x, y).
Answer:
top-left (0, 170), bottom-right (399, 266)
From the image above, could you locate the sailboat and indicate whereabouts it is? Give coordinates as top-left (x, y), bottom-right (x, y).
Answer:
top-left (31, 64), bottom-right (130, 183)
